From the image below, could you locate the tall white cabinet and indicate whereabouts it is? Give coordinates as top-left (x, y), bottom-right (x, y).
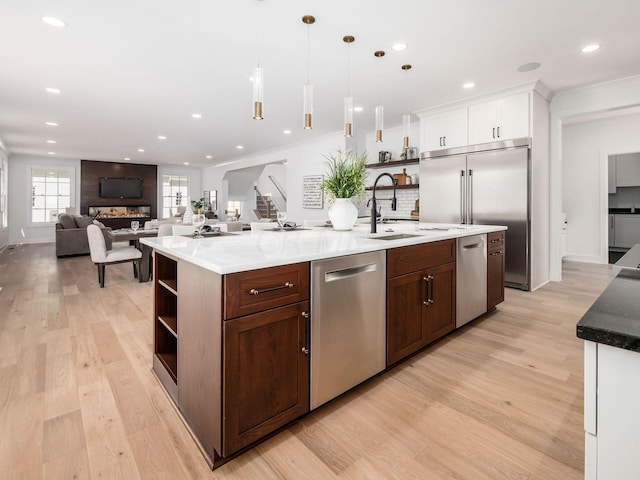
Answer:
top-left (416, 81), bottom-right (551, 290)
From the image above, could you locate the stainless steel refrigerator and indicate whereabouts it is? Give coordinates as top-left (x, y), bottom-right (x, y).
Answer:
top-left (420, 138), bottom-right (530, 290)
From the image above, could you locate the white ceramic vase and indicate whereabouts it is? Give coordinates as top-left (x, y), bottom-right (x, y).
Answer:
top-left (328, 198), bottom-right (358, 231)
top-left (183, 196), bottom-right (194, 225)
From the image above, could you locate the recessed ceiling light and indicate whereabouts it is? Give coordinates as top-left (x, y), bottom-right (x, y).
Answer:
top-left (582, 44), bottom-right (600, 53)
top-left (47, 151), bottom-right (56, 155)
top-left (45, 87), bottom-right (61, 94)
top-left (392, 43), bottom-right (407, 52)
top-left (353, 106), bottom-right (363, 113)
top-left (517, 62), bottom-right (541, 73)
top-left (463, 82), bottom-right (475, 89)
top-left (205, 155), bottom-right (212, 159)
top-left (184, 162), bottom-right (189, 165)
top-left (46, 140), bottom-right (56, 144)
top-left (236, 145), bottom-right (244, 150)
top-left (124, 157), bottom-right (130, 161)
top-left (192, 113), bottom-right (203, 119)
top-left (45, 121), bottom-right (58, 126)
top-left (137, 148), bottom-right (144, 152)
top-left (41, 16), bottom-right (67, 28)
top-left (283, 129), bottom-right (292, 135)
top-left (157, 135), bottom-right (167, 140)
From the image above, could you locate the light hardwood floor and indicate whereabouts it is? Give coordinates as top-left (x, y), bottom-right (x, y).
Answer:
top-left (0, 244), bottom-right (615, 479)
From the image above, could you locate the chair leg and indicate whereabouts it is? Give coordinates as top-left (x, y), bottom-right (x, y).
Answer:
top-left (133, 261), bottom-right (138, 278)
top-left (98, 264), bottom-right (105, 288)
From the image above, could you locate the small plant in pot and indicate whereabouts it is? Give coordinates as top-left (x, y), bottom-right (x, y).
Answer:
top-left (191, 197), bottom-right (206, 214)
top-left (320, 149), bottom-right (368, 230)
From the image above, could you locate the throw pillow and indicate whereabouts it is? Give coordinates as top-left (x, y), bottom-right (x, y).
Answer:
top-left (93, 219), bottom-right (106, 228)
top-left (58, 213), bottom-right (77, 229)
top-left (75, 216), bottom-right (94, 228)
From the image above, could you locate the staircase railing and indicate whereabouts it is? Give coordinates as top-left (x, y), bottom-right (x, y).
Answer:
top-left (268, 175), bottom-right (287, 202)
top-left (254, 186), bottom-right (278, 220)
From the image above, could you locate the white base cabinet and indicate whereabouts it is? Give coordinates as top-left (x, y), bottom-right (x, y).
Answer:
top-left (584, 341), bottom-right (640, 480)
top-left (609, 214), bottom-right (640, 248)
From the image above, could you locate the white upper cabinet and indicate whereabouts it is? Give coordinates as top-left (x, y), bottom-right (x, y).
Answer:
top-left (421, 107), bottom-right (468, 152)
top-left (468, 92), bottom-right (530, 145)
top-left (615, 153), bottom-right (640, 187)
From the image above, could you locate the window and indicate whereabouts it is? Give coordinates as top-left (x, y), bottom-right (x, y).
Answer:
top-left (162, 174), bottom-right (189, 219)
top-left (30, 167), bottom-right (73, 224)
top-left (226, 200), bottom-right (244, 220)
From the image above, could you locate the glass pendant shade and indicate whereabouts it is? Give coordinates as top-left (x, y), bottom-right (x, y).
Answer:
top-left (375, 104), bottom-right (384, 142)
top-left (252, 66), bottom-right (264, 120)
top-left (344, 96), bottom-right (353, 137)
top-left (403, 114), bottom-right (411, 149)
top-left (303, 83), bottom-right (313, 129)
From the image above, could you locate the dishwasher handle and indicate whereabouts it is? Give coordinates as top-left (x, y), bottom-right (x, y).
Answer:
top-left (462, 243), bottom-right (483, 249)
top-left (324, 263), bottom-right (377, 283)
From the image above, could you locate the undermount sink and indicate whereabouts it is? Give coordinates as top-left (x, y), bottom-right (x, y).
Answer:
top-left (369, 233), bottom-right (422, 241)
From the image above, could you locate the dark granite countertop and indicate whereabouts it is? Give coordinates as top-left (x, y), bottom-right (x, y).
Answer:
top-left (609, 208), bottom-right (640, 214)
top-left (577, 268), bottom-right (640, 352)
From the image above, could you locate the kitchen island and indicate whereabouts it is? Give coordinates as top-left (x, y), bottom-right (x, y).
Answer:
top-left (141, 222), bottom-right (506, 468)
top-left (577, 251), bottom-right (640, 480)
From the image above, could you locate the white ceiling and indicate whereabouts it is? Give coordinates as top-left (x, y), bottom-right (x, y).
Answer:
top-left (1, 0), bottom-right (639, 166)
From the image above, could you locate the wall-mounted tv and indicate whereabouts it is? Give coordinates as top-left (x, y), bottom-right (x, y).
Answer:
top-left (98, 177), bottom-right (143, 198)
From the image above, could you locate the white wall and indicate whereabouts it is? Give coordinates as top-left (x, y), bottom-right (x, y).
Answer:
top-left (203, 132), bottom-right (346, 225)
top-left (8, 155), bottom-right (81, 245)
top-left (0, 143), bottom-right (8, 250)
top-left (550, 74), bottom-right (640, 277)
top-left (562, 112), bottom-right (640, 263)
top-left (5, 157), bottom-right (201, 244)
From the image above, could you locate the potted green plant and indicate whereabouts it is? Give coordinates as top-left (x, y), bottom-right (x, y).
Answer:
top-left (191, 197), bottom-right (205, 214)
top-left (320, 149), bottom-right (368, 230)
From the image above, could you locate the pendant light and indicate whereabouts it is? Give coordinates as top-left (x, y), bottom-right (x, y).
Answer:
top-left (302, 15), bottom-right (315, 129)
top-left (401, 64), bottom-right (412, 149)
top-left (374, 50), bottom-right (385, 142)
top-left (252, 0), bottom-right (265, 120)
top-left (343, 35), bottom-right (355, 137)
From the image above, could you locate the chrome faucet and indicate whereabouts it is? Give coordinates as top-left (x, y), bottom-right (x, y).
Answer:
top-left (371, 173), bottom-right (397, 234)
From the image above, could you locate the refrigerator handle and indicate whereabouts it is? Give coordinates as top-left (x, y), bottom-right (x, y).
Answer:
top-left (460, 170), bottom-right (465, 224)
top-left (468, 169), bottom-right (473, 224)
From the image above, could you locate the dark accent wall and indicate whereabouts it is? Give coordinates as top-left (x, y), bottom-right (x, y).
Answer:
top-left (81, 160), bottom-right (157, 227)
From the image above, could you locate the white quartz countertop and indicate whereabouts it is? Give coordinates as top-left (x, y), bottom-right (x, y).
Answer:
top-left (141, 222), bottom-right (506, 274)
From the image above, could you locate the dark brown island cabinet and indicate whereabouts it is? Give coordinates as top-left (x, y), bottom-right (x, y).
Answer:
top-left (487, 230), bottom-right (505, 310)
top-left (152, 234), bottom-right (505, 468)
top-left (386, 239), bottom-right (457, 366)
top-left (152, 253), bottom-right (309, 468)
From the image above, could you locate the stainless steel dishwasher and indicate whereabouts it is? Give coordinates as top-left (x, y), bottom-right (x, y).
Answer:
top-left (310, 250), bottom-right (386, 410)
top-left (456, 234), bottom-right (488, 328)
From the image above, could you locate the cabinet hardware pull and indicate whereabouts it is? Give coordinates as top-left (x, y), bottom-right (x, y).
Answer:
top-left (490, 238), bottom-right (502, 243)
top-left (497, 126), bottom-right (500, 138)
top-left (249, 282), bottom-right (294, 295)
top-left (443, 136), bottom-right (446, 146)
top-left (302, 310), bottom-right (311, 356)
top-left (490, 251), bottom-right (503, 256)
top-left (428, 275), bottom-right (434, 305)
top-left (492, 127), bottom-right (496, 139)
top-left (423, 276), bottom-right (430, 307)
